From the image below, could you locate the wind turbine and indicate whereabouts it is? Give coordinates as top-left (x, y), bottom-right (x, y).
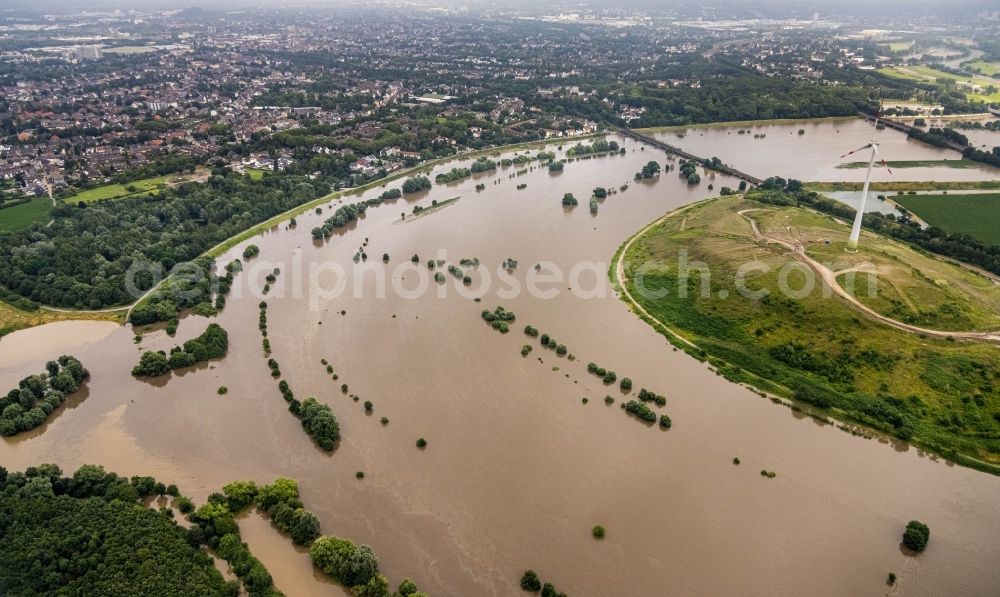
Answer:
top-left (840, 103), bottom-right (892, 251)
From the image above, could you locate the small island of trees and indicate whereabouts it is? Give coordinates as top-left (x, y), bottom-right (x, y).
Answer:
top-left (242, 244), bottom-right (260, 259)
top-left (624, 399), bottom-right (657, 423)
top-left (903, 520), bottom-right (930, 552)
top-left (482, 305), bottom-right (516, 333)
top-left (312, 201), bottom-right (369, 239)
top-left (566, 139), bottom-right (619, 157)
top-left (132, 323), bottom-right (229, 377)
top-left (679, 160), bottom-right (701, 185)
top-left (402, 175), bottom-right (432, 194)
top-left (0, 355), bottom-right (89, 436)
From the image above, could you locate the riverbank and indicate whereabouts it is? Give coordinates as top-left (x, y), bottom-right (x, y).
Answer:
top-left (613, 193), bottom-right (1000, 474)
top-left (205, 133), bottom-right (599, 259)
top-left (0, 132), bottom-right (602, 333)
top-left (0, 302), bottom-right (125, 338)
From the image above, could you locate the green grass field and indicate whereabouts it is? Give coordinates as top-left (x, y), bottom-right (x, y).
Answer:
top-left (888, 41), bottom-right (914, 52)
top-left (0, 197), bottom-right (52, 232)
top-left (64, 176), bottom-right (169, 204)
top-left (894, 193), bottom-right (1000, 245)
top-left (62, 170), bottom-right (206, 205)
top-left (878, 65), bottom-right (1000, 102)
top-left (805, 181), bottom-right (1000, 192)
top-left (246, 168), bottom-right (269, 181)
top-left (837, 159), bottom-right (982, 169)
top-left (966, 60), bottom-right (1000, 76)
top-left (618, 194), bottom-right (1000, 471)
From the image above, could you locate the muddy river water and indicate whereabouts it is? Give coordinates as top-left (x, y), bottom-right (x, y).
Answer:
top-left (652, 116), bottom-right (999, 182)
top-left (2, 122), bottom-right (1000, 596)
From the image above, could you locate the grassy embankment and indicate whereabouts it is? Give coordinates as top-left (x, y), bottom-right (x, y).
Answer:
top-left (404, 197), bottom-right (460, 222)
top-left (113, 134), bottom-right (603, 321)
top-left (894, 193), bottom-right (1000, 245)
top-left (0, 301), bottom-right (124, 338)
top-left (203, 133), bottom-right (598, 259)
top-left (615, 193), bottom-right (1000, 473)
top-left (836, 159), bottom-right (985, 169)
top-left (8, 130), bottom-right (604, 331)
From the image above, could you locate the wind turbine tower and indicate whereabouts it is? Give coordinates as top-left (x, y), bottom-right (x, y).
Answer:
top-left (840, 104), bottom-right (892, 251)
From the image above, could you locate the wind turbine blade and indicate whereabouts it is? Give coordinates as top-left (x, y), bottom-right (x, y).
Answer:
top-left (872, 145), bottom-right (892, 175)
top-left (840, 143), bottom-right (871, 159)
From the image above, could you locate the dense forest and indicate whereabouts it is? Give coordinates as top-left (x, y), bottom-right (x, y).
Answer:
top-left (623, 75), bottom-right (871, 127)
top-left (0, 172), bottom-right (328, 310)
top-left (0, 464), bottom-right (234, 596)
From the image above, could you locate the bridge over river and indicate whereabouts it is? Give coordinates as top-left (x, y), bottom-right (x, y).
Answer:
top-left (618, 127), bottom-right (764, 185)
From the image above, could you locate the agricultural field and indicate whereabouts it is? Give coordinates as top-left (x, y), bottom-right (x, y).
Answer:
top-left (894, 192), bottom-right (1000, 245)
top-left (0, 197), bottom-right (52, 232)
top-left (619, 193), bottom-right (1000, 469)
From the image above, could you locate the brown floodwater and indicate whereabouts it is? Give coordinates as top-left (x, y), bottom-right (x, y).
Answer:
top-left (924, 119), bottom-right (1000, 151)
top-left (652, 117), bottom-right (1000, 182)
top-left (2, 128), bottom-right (1000, 597)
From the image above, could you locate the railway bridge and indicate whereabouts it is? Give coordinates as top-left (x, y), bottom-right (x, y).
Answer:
top-left (617, 128), bottom-right (764, 185)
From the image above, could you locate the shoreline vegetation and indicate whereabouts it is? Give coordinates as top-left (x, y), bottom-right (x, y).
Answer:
top-left (201, 133), bottom-right (600, 260)
top-left (404, 196), bottom-right (460, 221)
top-left (0, 463), bottom-right (428, 597)
top-left (613, 192), bottom-right (1000, 474)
